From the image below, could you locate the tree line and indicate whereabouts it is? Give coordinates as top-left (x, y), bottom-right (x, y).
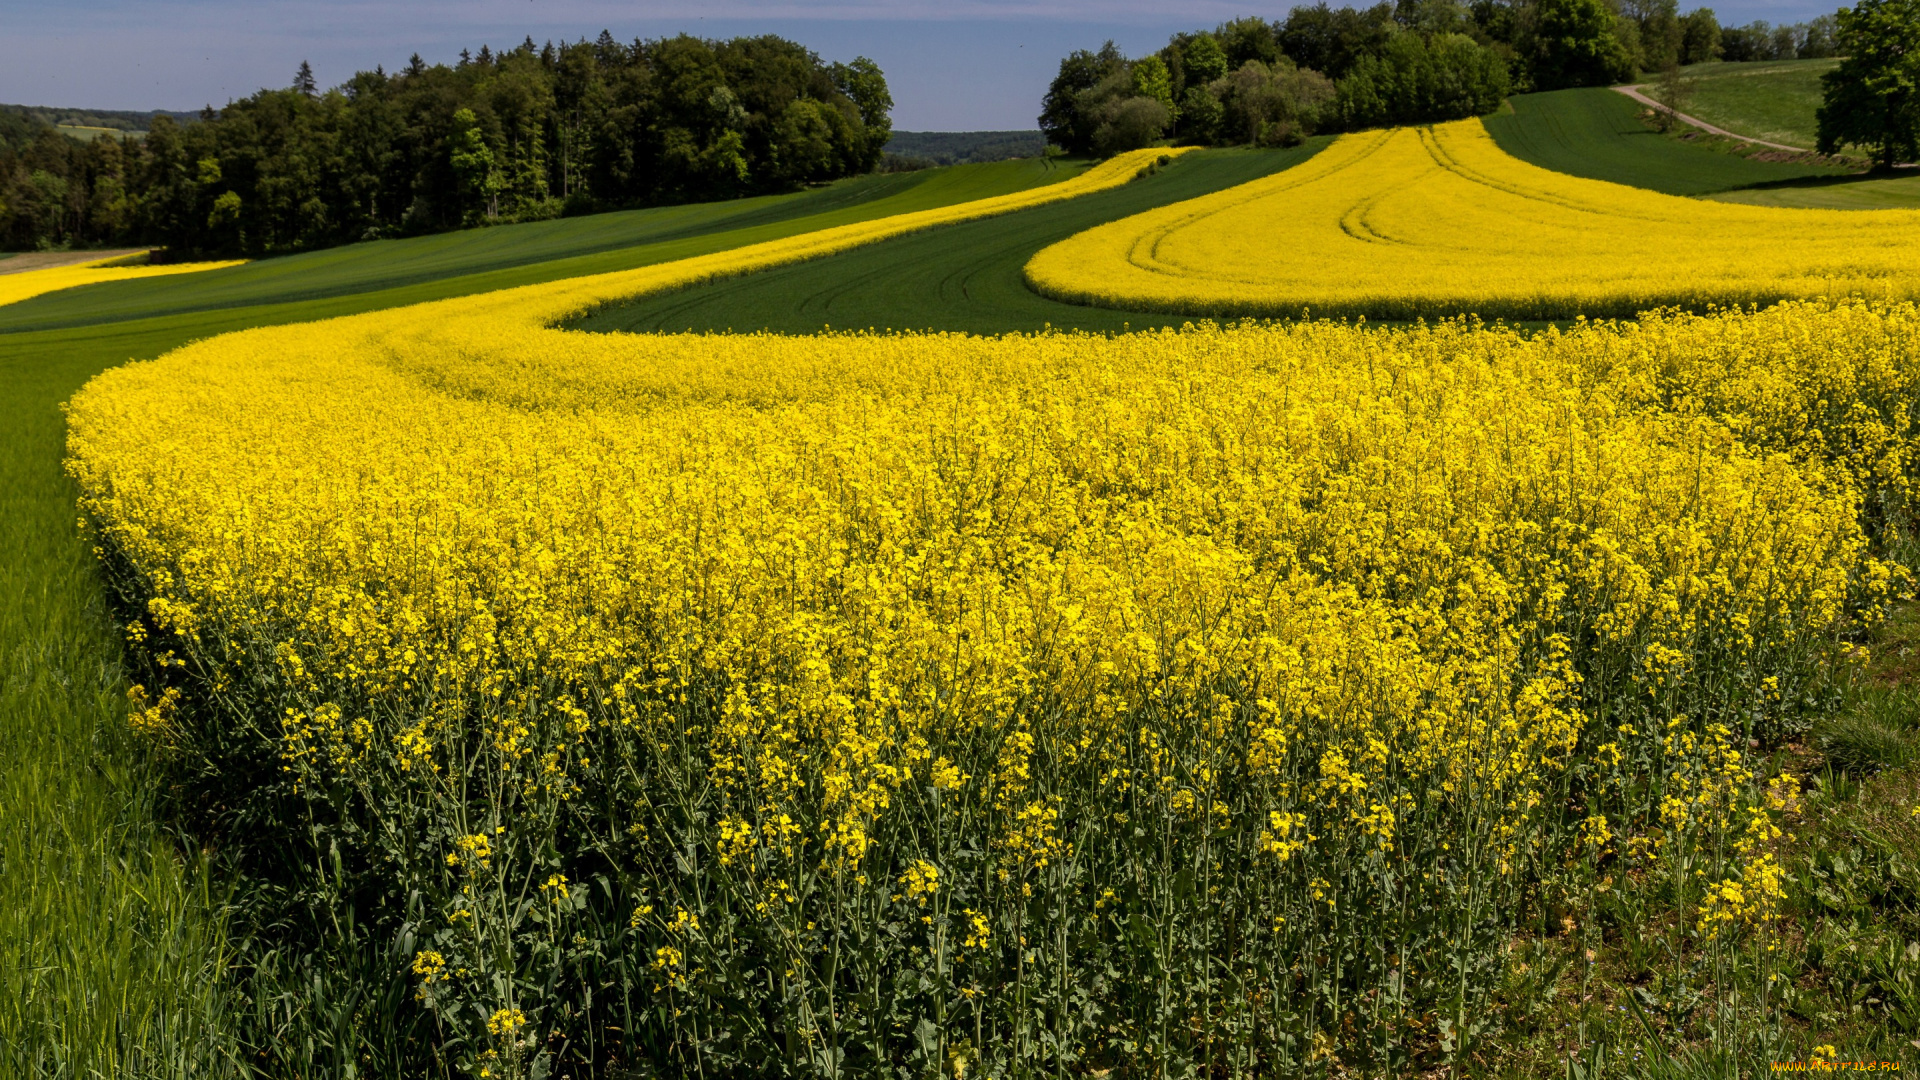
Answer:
top-left (1040, 0), bottom-right (1829, 154)
top-left (0, 33), bottom-right (891, 255)
top-left (1717, 15), bottom-right (1838, 62)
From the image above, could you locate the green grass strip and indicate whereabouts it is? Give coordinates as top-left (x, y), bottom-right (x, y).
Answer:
top-left (567, 144), bottom-right (1326, 337)
top-left (1711, 170), bottom-right (1920, 208)
top-left (0, 316), bottom-right (250, 1077)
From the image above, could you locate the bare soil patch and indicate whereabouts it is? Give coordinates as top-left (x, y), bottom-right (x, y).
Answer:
top-left (0, 250), bottom-right (148, 276)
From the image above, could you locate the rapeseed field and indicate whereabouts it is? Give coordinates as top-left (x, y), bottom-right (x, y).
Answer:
top-left (0, 256), bottom-right (244, 308)
top-left (1025, 119), bottom-right (1920, 321)
top-left (58, 140), bottom-right (1920, 1075)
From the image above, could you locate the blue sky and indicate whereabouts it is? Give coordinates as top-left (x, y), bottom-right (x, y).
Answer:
top-left (0, 0), bottom-right (1849, 130)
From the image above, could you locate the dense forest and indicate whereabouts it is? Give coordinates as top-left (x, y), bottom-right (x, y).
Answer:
top-left (0, 32), bottom-right (891, 255)
top-left (1041, 0), bottom-right (1841, 153)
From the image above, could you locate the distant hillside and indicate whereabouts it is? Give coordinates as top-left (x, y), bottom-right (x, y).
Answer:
top-left (1639, 58), bottom-right (1838, 152)
top-left (0, 103), bottom-right (202, 148)
top-left (0, 103), bottom-right (203, 152)
top-left (884, 130), bottom-right (1048, 167)
top-left (3, 104), bottom-right (201, 132)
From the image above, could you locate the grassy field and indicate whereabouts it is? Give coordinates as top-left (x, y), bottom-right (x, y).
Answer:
top-left (1484, 86), bottom-right (1920, 210)
top-left (0, 312), bottom-right (250, 1078)
top-left (571, 144), bottom-right (1321, 336)
top-left (54, 124), bottom-right (138, 142)
top-left (1645, 58), bottom-right (1839, 151)
top-left (1482, 87), bottom-right (1849, 195)
top-left (1711, 171), bottom-right (1920, 208)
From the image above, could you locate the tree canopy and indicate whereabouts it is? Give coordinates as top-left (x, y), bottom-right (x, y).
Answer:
top-left (1042, 5), bottom-right (1518, 155)
top-left (1531, 0), bottom-right (1636, 90)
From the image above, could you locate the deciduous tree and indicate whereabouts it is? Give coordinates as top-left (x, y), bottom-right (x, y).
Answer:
top-left (1530, 0), bottom-right (1636, 90)
top-left (1817, 0), bottom-right (1920, 169)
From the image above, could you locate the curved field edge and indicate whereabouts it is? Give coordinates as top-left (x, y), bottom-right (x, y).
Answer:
top-left (53, 117), bottom-right (1920, 1066)
top-left (30, 119), bottom-right (1920, 1068)
top-left (521, 147), bottom-right (1191, 327)
top-left (1019, 120), bottom-right (1920, 323)
top-left (565, 143), bottom-right (1327, 337)
top-left (0, 257), bottom-right (246, 310)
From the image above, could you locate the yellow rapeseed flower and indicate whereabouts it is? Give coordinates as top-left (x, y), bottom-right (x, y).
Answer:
top-left (1026, 120), bottom-right (1920, 320)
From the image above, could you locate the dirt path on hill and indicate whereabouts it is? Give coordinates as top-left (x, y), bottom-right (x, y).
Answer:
top-left (0, 249), bottom-right (148, 276)
top-left (1612, 85), bottom-right (1815, 153)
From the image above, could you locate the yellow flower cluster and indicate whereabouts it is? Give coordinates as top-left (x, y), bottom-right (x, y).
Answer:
top-left (486, 1008), bottom-right (525, 1037)
top-left (125, 684), bottom-right (180, 743)
top-left (898, 859), bottom-right (941, 905)
top-left (1025, 120), bottom-right (1920, 320)
top-left (0, 255), bottom-right (244, 308)
top-left (412, 949), bottom-right (449, 984)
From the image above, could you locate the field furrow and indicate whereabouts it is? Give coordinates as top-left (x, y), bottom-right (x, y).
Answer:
top-left (1026, 118), bottom-right (1920, 320)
